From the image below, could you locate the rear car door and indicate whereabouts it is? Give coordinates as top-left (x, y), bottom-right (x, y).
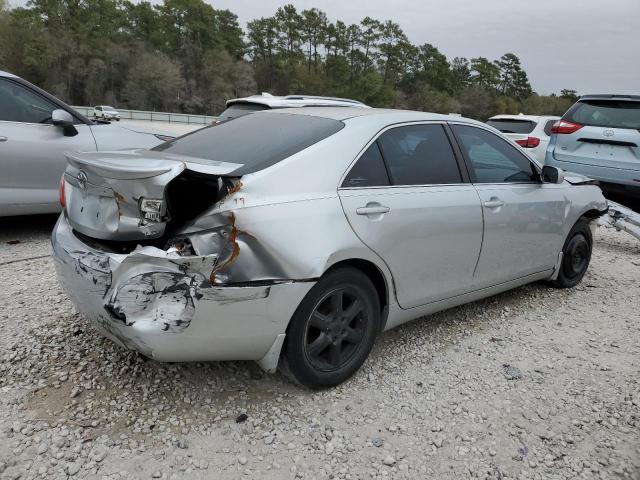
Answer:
top-left (339, 123), bottom-right (483, 309)
top-left (0, 77), bottom-right (96, 215)
top-left (451, 123), bottom-right (568, 288)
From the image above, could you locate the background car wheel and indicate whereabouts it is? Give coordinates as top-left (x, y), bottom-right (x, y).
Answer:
top-left (281, 267), bottom-right (380, 389)
top-left (551, 219), bottom-right (593, 288)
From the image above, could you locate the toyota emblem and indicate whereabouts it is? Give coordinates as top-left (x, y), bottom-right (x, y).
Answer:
top-left (77, 170), bottom-right (88, 191)
top-left (603, 129), bottom-right (615, 137)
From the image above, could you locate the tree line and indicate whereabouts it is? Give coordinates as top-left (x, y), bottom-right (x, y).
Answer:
top-left (0, 0), bottom-right (580, 118)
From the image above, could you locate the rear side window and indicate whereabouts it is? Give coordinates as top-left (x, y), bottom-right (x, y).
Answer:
top-left (565, 100), bottom-right (640, 129)
top-left (153, 112), bottom-right (344, 175)
top-left (486, 119), bottom-right (536, 134)
top-left (217, 102), bottom-right (270, 122)
top-left (342, 142), bottom-right (390, 188)
top-left (377, 124), bottom-right (462, 185)
top-left (453, 125), bottom-right (537, 183)
top-left (543, 119), bottom-right (556, 136)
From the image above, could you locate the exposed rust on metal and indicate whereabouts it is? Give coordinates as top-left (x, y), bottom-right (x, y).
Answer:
top-left (113, 191), bottom-right (126, 216)
top-left (210, 212), bottom-right (241, 284)
top-left (227, 180), bottom-right (243, 196)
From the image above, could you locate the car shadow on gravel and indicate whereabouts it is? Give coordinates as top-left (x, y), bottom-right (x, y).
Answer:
top-left (0, 214), bottom-right (59, 241)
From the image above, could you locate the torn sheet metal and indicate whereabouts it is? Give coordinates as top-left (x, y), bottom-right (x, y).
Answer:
top-left (105, 272), bottom-right (203, 333)
top-left (598, 200), bottom-right (640, 241)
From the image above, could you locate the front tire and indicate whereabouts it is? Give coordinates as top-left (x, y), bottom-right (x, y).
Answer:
top-left (551, 219), bottom-right (593, 288)
top-left (281, 268), bottom-right (380, 389)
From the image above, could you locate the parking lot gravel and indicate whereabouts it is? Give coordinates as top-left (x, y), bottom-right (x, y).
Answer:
top-left (0, 214), bottom-right (638, 480)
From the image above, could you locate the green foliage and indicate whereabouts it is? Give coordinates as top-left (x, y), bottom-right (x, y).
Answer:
top-left (560, 89), bottom-right (579, 103)
top-left (521, 94), bottom-right (574, 116)
top-left (0, 1), bottom-right (554, 118)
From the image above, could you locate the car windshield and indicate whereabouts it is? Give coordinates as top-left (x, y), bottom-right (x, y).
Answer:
top-left (217, 102), bottom-right (270, 122)
top-left (486, 119), bottom-right (537, 134)
top-left (564, 100), bottom-right (640, 130)
top-left (152, 112), bottom-right (344, 175)
top-left (103, 106), bottom-right (116, 111)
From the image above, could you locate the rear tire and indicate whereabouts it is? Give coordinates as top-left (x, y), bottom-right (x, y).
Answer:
top-left (281, 268), bottom-right (380, 389)
top-left (551, 219), bottom-right (593, 288)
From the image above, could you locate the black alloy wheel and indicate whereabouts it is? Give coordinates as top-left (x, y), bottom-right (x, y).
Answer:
top-left (551, 219), bottom-right (593, 288)
top-left (281, 268), bottom-right (380, 389)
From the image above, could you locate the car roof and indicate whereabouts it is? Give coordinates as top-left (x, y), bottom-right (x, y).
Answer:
top-left (579, 94), bottom-right (640, 102)
top-left (226, 93), bottom-right (369, 109)
top-left (0, 70), bottom-right (19, 79)
top-left (262, 106), bottom-right (485, 126)
top-left (489, 114), bottom-right (560, 122)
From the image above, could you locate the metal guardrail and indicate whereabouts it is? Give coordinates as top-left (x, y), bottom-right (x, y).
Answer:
top-left (72, 106), bottom-right (217, 125)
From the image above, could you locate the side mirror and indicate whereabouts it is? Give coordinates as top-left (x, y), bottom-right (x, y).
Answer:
top-left (541, 165), bottom-right (564, 184)
top-left (52, 109), bottom-right (78, 137)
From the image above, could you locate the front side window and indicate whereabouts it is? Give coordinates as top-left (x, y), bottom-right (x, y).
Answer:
top-left (342, 142), bottom-right (390, 188)
top-left (377, 124), bottom-right (462, 185)
top-left (0, 78), bottom-right (57, 124)
top-left (453, 125), bottom-right (538, 183)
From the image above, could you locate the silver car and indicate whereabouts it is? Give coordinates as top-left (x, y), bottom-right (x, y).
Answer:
top-left (0, 71), bottom-right (174, 216)
top-left (545, 95), bottom-right (640, 200)
top-left (52, 107), bottom-right (607, 389)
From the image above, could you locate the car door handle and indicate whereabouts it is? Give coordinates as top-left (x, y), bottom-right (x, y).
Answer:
top-left (356, 204), bottom-right (390, 215)
top-left (0, 136), bottom-right (7, 142)
top-left (483, 199), bottom-right (505, 208)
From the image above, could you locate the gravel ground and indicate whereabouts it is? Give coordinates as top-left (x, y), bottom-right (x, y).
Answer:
top-left (0, 215), bottom-right (638, 480)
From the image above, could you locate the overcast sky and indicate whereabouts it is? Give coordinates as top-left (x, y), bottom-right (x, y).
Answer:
top-left (9, 0), bottom-right (638, 94)
top-left (210, 0), bottom-right (640, 95)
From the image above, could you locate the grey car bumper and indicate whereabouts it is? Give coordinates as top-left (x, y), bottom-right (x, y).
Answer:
top-left (51, 214), bottom-right (314, 371)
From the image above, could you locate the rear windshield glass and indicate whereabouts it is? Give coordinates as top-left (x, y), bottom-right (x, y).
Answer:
top-left (152, 112), bottom-right (344, 175)
top-left (217, 102), bottom-right (270, 122)
top-left (565, 100), bottom-right (640, 129)
top-left (486, 119), bottom-right (536, 134)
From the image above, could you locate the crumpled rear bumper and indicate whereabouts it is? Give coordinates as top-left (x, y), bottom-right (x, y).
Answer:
top-left (51, 214), bottom-right (314, 370)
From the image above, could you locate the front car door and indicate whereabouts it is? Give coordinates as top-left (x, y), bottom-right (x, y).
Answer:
top-left (339, 123), bottom-right (483, 309)
top-left (0, 77), bottom-right (97, 215)
top-left (451, 123), bottom-right (568, 288)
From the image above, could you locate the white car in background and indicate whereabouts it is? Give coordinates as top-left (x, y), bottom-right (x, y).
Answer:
top-left (93, 105), bottom-right (121, 121)
top-left (487, 114), bottom-right (560, 163)
top-left (216, 93), bottom-right (369, 122)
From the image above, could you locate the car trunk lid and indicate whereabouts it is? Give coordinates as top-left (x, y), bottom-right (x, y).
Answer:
top-left (63, 149), bottom-right (241, 242)
top-left (553, 125), bottom-right (640, 170)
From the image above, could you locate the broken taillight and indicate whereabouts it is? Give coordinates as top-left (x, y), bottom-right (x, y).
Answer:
top-left (515, 137), bottom-right (541, 148)
top-left (59, 175), bottom-right (66, 208)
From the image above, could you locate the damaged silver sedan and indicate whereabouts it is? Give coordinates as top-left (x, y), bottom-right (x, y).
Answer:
top-left (52, 108), bottom-right (608, 388)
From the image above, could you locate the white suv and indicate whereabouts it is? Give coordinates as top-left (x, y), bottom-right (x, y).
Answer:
top-left (94, 105), bottom-right (121, 121)
top-left (216, 93), bottom-right (369, 122)
top-left (487, 114), bottom-right (560, 163)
